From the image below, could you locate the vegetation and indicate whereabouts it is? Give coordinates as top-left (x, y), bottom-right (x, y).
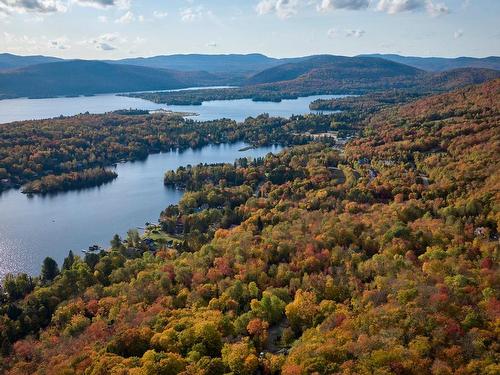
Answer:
top-left (0, 60), bottom-right (222, 99)
top-left (310, 89), bottom-right (425, 114)
top-left (0, 79), bottom-right (498, 374)
top-left (128, 60), bottom-right (499, 106)
top-left (21, 168), bottom-right (117, 194)
top-left (0, 112), bottom-right (341, 193)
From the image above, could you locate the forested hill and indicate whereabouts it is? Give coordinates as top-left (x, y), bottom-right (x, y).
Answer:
top-left (0, 53), bottom-right (62, 71)
top-left (245, 55), bottom-right (499, 91)
top-left (362, 53), bottom-right (500, 72)
top-left (0, 60), bottom-right (221, 99)
top-left (245, 55), bottom-right (422, 85)
top-left (1, 54), bottom-right (498, 100)
top-left (110, 53), bottom-right (306, 74)
top-left (0, 80), bottom-right (498, 374)
top-left (128, 65), bottom-right (500, 105)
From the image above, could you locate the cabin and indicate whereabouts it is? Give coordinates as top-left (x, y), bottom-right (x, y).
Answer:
top-left (474, 227), bottom-right (488, 238)
top-left (142, 238), bottom-right (157, 252)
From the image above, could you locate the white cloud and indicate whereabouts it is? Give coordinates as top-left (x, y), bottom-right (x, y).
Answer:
top-left (180, 6), bottom-right (204, 22)
top-left (426, 1), bottom-right (449, 17)
top-left (345, 28), bottom-right (365, 37)
top-left (317, 0), bottom-right (369, 12)
top-left (0, 0), bottom-right (129, 16)
top-left (255, 0), bottom-right (447, 19)
top-left (73, 0), bottom-right (130, 9)
top-left (0, 0), bottom-right (67, 14)
top-left (327, 28), bottom-right (338, 38)
top-left (115, 10), bottom-right (134, 23)
top-left (454, 29), bottom-right (463, 39)
top-left (49, 36), bottom-right (69, 49)
top-left (97, 14), bottom-right (107, 22)
top-left (80, 32), bottom-right (126, 51)
top-left (328, 27), bottom-right (365, 38)
top-left (376, 0), bottom-right (423, 14)
top-left (256, 0), bottom-right (301, 19)
top-left (153, 10), bottom-right (168, 19)
top-left (97, 42), bottom-right (115, 50)
top-left (376, 0), bottom-right (449, 16)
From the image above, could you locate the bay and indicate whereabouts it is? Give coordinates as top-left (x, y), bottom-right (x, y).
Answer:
top-left (0, 142), bottom-right (282, 278)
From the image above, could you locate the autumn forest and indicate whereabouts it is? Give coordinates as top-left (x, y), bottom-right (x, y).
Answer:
top-left (0, 72), bottom-right (498, 374)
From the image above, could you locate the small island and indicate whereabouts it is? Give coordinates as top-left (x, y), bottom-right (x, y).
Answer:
top-left (21, 168), bottom-right (117, 194)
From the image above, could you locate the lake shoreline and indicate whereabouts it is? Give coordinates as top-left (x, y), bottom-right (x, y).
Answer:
top-left (1, 141), bottom-right (280, 197)
top-left (0, 92), bottom-right (347, 124)
top-left (0, 142), bottom-right (283, 278)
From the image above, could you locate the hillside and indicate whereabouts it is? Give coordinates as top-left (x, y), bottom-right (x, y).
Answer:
top-left (246, 55), bottom-right (422, 85)
top-left (129, 64), bottom-right (500, 106)
top-left (0, 60), bottom-right (221, 99)
top-left (111, 53), bottom-right (307, 74)
top-left (247, 56), bottom-right (499, 93)
top-left (362, 53), bottom-right (500, 72)
top-left (0, 80), bottom-right (498, 374)
top-left (1, 54), bottom-right (498, 101)
top-left (310, 68), bottom-right (500, 112)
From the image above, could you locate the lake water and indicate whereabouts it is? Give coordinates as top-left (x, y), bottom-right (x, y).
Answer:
top-left (0, 92), bottom-right (342, 124)
top-left (0, 142), bottom-right (282, 279)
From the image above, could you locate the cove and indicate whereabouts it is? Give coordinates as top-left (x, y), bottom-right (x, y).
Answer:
top-left (0, 142), bottom-right (282, 278)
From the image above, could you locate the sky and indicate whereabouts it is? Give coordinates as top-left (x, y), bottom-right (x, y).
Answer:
top-left (0, 0), bottom-right (498, 59)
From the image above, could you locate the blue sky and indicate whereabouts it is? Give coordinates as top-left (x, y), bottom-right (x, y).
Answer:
top-left (0, 0), bottom-right (498, 58)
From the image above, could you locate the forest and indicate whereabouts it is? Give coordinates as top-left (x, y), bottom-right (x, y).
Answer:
top-left (126, 65), bottom-right (499, 106)
top-left (0, 79), bottom-right (498, 374)
top-left (0, 112), bottom-right (340, 194)
top-left (21, 168), bottom-right (118, 194)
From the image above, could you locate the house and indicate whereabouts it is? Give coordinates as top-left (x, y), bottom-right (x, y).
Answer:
top-left (142, 238), bottom-right (157, 252)
top-left (474, 227), bottom-right (488, 238)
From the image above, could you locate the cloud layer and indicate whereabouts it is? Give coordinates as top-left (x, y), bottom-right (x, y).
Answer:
top-left (0, 0), bottom-right (67, 14)
top-left (256, 0), bottom-right (450, 18)
top-left (0, 0), bottom-right (129, 14)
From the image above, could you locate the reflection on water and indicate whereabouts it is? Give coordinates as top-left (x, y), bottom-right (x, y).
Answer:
top-left (0, 142), bottom-right (282, 278)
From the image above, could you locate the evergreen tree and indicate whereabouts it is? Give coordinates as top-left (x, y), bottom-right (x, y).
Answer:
top-left (40, 257), bottom-right (59, 283)
top-left (62, 250), bottom-right (75, 270)
top-left (110, 234), bottom-right (123, 250)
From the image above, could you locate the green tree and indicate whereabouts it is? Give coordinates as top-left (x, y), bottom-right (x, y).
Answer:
top-left (2, 273), bottom-right (34, 301)
top-left (40, 257), bottom-right (59, 283)
top-left (110, 234), bottom-right (123, 250)
top-left (62, 250), bottom-right (75, 270)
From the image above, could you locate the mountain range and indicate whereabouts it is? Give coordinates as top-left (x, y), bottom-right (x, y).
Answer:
top-left (361, 54), bottom-right (500, 72)
top-left (0, 60), bottom-right (220, 99)
top-left (0, 53), bottom-right (498, 99)
top-left (1, 53), bottom-right (499, 74)
top-left (0, 53), bottom-right (62, 71)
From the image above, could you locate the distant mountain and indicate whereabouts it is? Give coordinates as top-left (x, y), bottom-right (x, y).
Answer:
top-left (361, 54), bottom-right (500, 72)
top-left (0, 60), bottom-right (221, 99)
top-left (0, 53), bottom-right (62, 71)
top-left (245, 55), bottom-right (422, 85)
top-left (421, 68), bottom-right (500, 90)
top-left (253, 64), bottom-right (499, 95)
top-left (1, 53), bottom-right (498, 100)
top-left (110, 54), bottom-right (306, 74)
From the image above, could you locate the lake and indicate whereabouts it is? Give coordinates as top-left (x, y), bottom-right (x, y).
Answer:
top-left (0, 92), bottom-right (343, 124)
top-left (0, 142), bottom-right (282, 279)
